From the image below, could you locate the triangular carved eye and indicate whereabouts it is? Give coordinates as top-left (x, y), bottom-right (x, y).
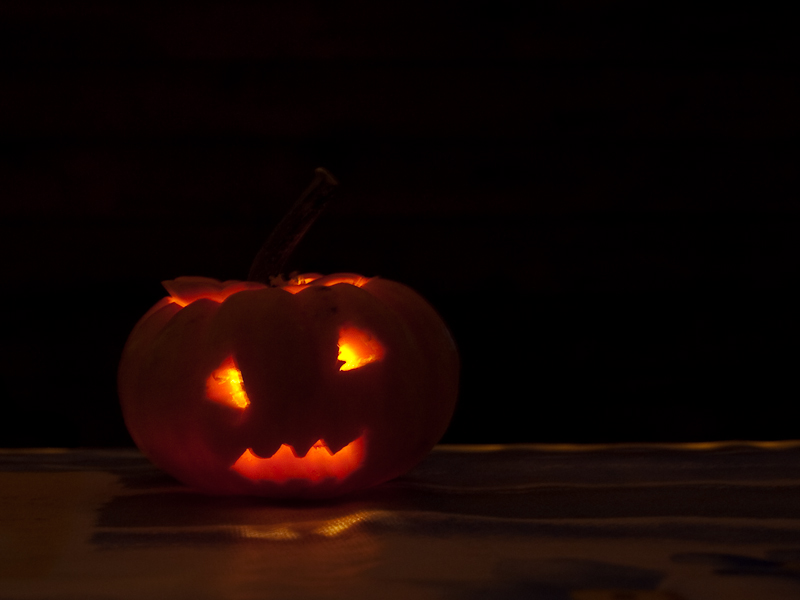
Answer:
top-left (206, 356), bottom-right (250, 409)
top-left (337, 326), bottom-right (384, 371)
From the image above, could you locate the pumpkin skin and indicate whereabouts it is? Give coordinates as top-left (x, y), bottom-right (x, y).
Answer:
top-left (118, 273), bottom-right (459, 498)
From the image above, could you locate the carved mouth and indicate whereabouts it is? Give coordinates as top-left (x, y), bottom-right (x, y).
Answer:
top-left (231, 436), bottom-right (366, 483)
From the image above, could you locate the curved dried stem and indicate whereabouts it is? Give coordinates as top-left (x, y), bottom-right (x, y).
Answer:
top-left (248, 168), bottom-right (339, 284)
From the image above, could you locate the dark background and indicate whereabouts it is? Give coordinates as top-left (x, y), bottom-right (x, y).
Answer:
top-left (1, 2), bottom-right (798, 447)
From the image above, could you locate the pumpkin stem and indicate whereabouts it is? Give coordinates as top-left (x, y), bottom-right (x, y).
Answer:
top-left (248, 167), bottom-right (339, 284)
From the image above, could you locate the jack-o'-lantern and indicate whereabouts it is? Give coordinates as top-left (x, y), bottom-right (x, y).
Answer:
top-left (118, 169), bottom-right (459, 498)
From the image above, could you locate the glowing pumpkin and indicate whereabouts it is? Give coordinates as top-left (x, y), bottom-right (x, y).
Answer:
top-left (118, 272), bottom-right (459, 498)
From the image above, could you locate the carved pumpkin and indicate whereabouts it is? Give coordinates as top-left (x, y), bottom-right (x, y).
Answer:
top-left (118, 272), bottom-right (459, 498)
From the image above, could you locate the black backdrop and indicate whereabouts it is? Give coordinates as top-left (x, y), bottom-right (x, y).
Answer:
top-left (2, 2), bottom-right (798, 447)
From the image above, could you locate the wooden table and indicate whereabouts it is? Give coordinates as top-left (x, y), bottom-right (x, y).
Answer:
top-left (3, 443), bottom-right (800, 599)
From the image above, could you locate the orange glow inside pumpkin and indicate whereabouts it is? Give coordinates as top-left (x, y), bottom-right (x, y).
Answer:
top-left (168, 281), bottom-right (262, 307)
top-left (232, 436), bottom-right (366, 483)
top-left (281, 273), bottom-right (370, 295)
top-left (202, 322), bottom-right (379, 484)
top-left (337, 327), bottom-right (384, 371)
top-left (166, 273), bottom-right (370, 307)
top-left (205, 326), bottom-right (382, 410)
top-left (206, 357), bottom-right (250, 409)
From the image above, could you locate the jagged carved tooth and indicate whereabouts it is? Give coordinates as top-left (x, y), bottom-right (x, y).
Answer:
top-left (324, 431), bottom-right (358, 455)
top-left (291, 436), bottom-right (322, 458)
top-left (248, 439), bottom-right (284, 459)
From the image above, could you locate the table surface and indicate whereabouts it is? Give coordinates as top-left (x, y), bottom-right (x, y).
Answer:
top-left (3, 442), bottom-right (800, 600)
